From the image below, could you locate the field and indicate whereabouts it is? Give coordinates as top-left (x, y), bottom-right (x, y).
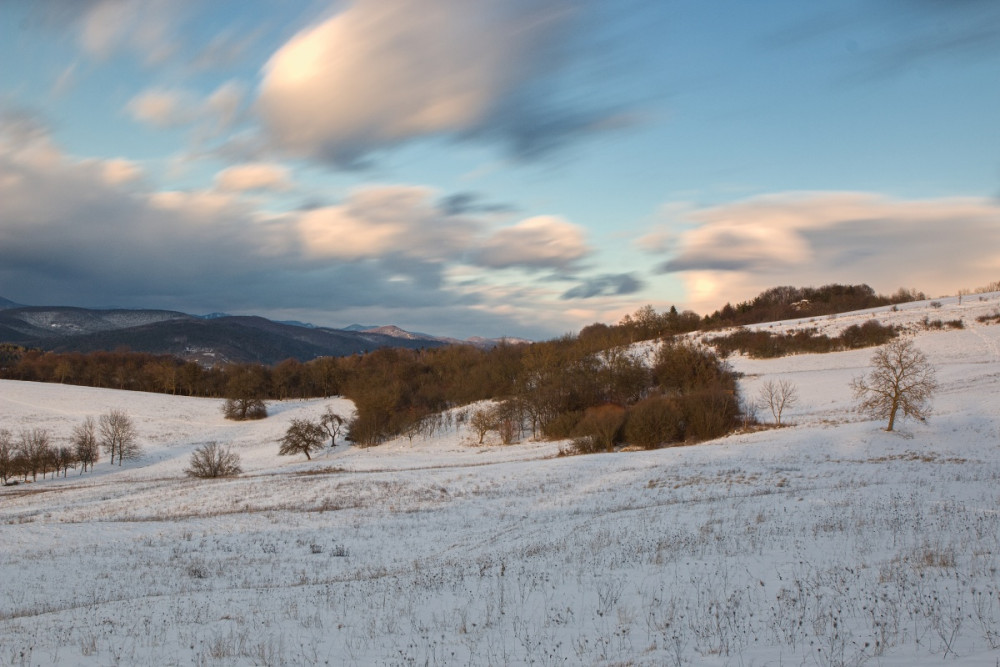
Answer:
top-left (2, 295), bottom-right (999, 666)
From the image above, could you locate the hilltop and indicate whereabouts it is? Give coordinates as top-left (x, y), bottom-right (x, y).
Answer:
top-left (0, 293), bottom-right (999, 664)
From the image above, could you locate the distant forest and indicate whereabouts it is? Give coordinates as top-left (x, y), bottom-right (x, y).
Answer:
top-left (0, 284), bottom-right (925, 449)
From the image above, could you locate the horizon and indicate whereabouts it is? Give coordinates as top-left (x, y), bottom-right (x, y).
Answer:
top-left (2, 1), bottom-right (999, 340)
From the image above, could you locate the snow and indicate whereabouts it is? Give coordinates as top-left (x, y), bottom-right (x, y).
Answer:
top-left (1, 295), bottom-right (999, 665)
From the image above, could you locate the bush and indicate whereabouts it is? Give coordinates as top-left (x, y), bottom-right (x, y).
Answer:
top-left (542, 410), bottom-right (584, 440)
top-left (571, 404), bottom-right (626, 454)
top-left (222, 397), bottom-right (267, 421)
top-left (623, 395), bottom-right (684, 449)
top-left (185, 442), bottom-right (242, 478)
top-left (680, 388), bottom-right (740, 442)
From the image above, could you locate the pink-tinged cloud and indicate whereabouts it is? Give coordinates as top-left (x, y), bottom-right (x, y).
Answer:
top-left (297, 186), bottom-right (480, 262)
top-left (650, 191), bottom-right (1000, 313)
top-left (214, 162), bottom-right (291, 192)
top-left (255, 0), bottom-right (605, 166)
top-left (477, 216), bottom-right (590, 270)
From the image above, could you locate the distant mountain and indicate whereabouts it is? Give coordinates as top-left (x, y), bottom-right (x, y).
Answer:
top-left (0, 304), bottom-right (447, 365)
top-left (0, 296), bottom-right (25, 310)
top-left (0, 299), bottom-right (524, 364)
top-left (352, 324), bottom-right (529, 349)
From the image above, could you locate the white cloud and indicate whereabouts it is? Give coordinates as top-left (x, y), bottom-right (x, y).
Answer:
top-left (79, 0), bottom-right (181, 64)
top-left (477, 216), bottom-right (589, 270)
top-left (214, 162), bottom-right (291, 192)
top-left (128, 80), bottom-right (246, 138)
top-left (256, 0), bottom-right (584, 165)
top-left (297, 186), bottom-right (478, 262)
top-left (652, 191), bottom-right (1000, 312)
top-left (127, 89), bottom-right (197, 128)
top-left (205, 81), bottom-right (246, 131)
top-left (99, 158), bottom-right (143, 186)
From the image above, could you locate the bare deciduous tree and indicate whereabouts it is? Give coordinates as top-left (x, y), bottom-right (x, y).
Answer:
top-left (278, 418), bottom-right (326, 460)
top-left (18, 428), bottom-right (52, 481)
top-left (185, 442), bottom-right (242, 478)
top-left (99, 409), bottom-right (140, 465)
top-left (851, 338), bottom-right (936, 432)
top-left (72, 416), bottom-right (100, 473)
top-left (469, 407), bottom-right (496, 445)
top-left (55, 446), bottom-right (77, 477)
top-left (0, 429), bottom-right (15, 484)
top-left (757, 379), bottom-right (798, 427)
top-left (319, 407), bottom-right (346, 447)
top-left (222, 365), bottom-right (269, 420)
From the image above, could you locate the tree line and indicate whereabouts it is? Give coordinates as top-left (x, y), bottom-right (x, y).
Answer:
top-left (0, 409), bottom-right (140, 484)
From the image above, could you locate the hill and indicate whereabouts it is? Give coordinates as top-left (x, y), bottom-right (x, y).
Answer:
top-left (1, 293), bottom-right (999, 664)
top-left (0, 304), bottom-right (454, 364)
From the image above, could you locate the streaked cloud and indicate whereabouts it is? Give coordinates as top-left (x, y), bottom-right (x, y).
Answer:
top-left (128, 81), bottom-right (245, 134)
top-left (477, 216), bottom-right (590, 270)
top-left (651, 191), bottom-right (1000, 312)
top-left (214, 162), bottom-right (291, 192)
top-left (256, 0), bottom-right (620, 166)
top-left (127, 88), bottom-right (198, 128)
top-left (297, 186), bottom-right (479, 263)
top-left (561, 273), bottom-right (644, 300)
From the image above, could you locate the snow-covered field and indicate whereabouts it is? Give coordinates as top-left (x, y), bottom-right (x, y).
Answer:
top-left (2, 295), bottom-right (999, 666)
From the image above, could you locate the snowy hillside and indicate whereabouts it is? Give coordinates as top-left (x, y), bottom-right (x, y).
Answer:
top-left (1, 295), bottom-right (999, 665)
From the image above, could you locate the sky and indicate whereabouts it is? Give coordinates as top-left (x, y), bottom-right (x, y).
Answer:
top-left (1, 0), bottom-right (999, 340)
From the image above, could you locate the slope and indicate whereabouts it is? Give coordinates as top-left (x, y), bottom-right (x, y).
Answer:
top-left (1, 294), bottom-right (999, 665)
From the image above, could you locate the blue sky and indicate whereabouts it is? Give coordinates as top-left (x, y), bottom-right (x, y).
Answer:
top-left (1, 0), bottom-right (999, 339)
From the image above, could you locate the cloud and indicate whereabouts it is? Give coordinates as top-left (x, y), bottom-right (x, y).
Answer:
top-left (78, 0), bottom-right (182, 65)
top-left (561, 273), bottom-right (644, 300)
top-left (128, 81), bottom-right (245, 134)
top-left (651, 191), bottom-right (1000, 312)
top-left (98, 158), bottom-right (144, 186)
top-left (438, 192), bottom-right (515, 216)
top-left (476, 216), bottom-right (590, 270)
top-left (0, 111), bottom-right (596, 339)
top-left (256, 0), bottom-right (623, 166)
top-left (297, 186), bottom-right (480, 263)
top-left (214, 162), bottom-right (291, 192)
top-left (127, 89), bottom-right (198, 128)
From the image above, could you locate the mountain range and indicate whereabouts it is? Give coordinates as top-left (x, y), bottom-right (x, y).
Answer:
top-left (0, 298), bottom-right (527, 365)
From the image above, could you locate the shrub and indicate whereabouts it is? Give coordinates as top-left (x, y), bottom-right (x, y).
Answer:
top-left (571, 404), bottom-right (626, 454)
top-left (542, 410), bottom-right (584, 439)
top-left (222, 397), bottom-right (267, 421)
top-left (839, 320), bottom-right (896, 349)
top-left (680, 387), bottom-right (740, 441)
top-left (623, 395), bottom-right (684, 449)
top-left (185, 442), bottom-right (242, 478)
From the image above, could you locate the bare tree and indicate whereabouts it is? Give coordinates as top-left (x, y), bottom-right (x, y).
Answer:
top-left (469, 407), bottom-right (496, 444)
top-left (757, 378), bottom-right (798, 427)
top-left (55, 446), bottom-right (77, 477)
top-left (319, 407), bottom-right (346, 447)
top-left (278, 418), bottom-right (326, 460)
top-left (72, 416), bottom-right (100, 473)
top-left (185, 442), bottom-right (242, 478)
top-left (99, 409), bottom-right (140, 465)
top-left (0, 429), bottom-right (14, 484)
top-left (851, 338), bottom-right (936, 432)
top-left (222, 365), bottom-right (269, 420)
top-left (18, 428), bottom-right (52, 481)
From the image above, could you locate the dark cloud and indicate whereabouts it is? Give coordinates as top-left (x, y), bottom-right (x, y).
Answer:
top-left (437, 192), bottom-right (516, 217)
top-left (560, 273), bottom-right (645, 299)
